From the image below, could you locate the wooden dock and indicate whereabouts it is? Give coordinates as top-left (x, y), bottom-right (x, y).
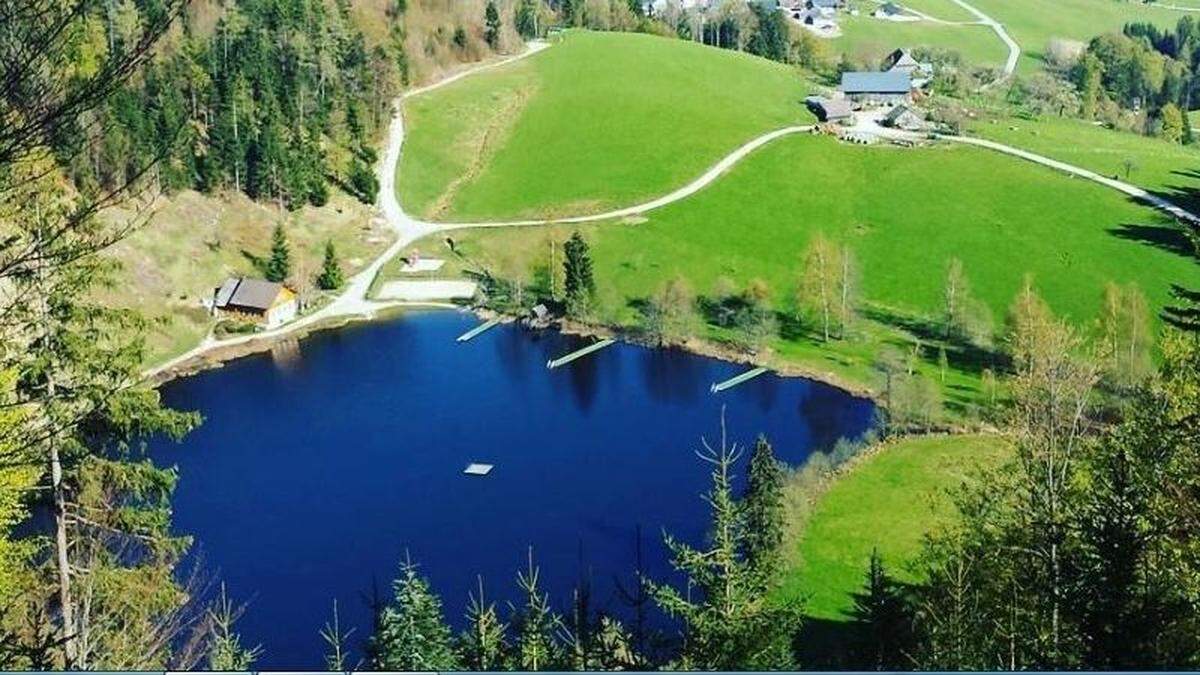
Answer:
top-left (547, 338), bottom-right (616, 369)
top-left (456, 318), bottom-right (501, 343)
top-left (710, 366), bottom-right (769, 393)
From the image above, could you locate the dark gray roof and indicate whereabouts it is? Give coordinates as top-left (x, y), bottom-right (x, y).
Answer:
top-left (215, 277), bottom-right (286, 311)
top-left (809, 0), bottom-right (838, 8)
top-left (840, 70), bottom-right (911, 94)
top-left (807, 96), bottom-right (853, 120)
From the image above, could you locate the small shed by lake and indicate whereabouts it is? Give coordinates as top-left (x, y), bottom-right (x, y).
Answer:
top-left (212, 277), bottom-right (298, 329)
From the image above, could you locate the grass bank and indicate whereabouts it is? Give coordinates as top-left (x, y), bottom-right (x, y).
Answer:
top-left (102, 190), bottom-right (394, 366)
top-left (399, 31), bottom-right (814, 222)
top-left (422, 133), bottom-right (1195, 410)
top-left (777, 433), bottom-right (1011, 620)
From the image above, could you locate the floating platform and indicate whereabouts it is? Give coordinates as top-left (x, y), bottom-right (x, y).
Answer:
top-left (547, 338), bottom-right (616, 369)
top-left (711, 366), bottom-right (769, 393)
top-left (464, 463), bottom-right (494, 476)
top-left (456, 318), bottom-right (501, 342)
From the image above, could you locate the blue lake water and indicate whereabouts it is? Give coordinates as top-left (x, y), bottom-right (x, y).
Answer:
top-left (152, 310), bottom-right (875, 668)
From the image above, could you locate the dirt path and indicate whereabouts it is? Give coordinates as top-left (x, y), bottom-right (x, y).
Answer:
top-left (943, 0), bottom-right (1020, 80)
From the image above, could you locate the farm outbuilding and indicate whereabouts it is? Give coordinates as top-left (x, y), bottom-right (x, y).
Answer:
top-left (839, 71), bottom-right (912, 105)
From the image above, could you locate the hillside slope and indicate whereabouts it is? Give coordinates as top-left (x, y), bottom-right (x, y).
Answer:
top-left (400, 31), bottom-right (815, 221)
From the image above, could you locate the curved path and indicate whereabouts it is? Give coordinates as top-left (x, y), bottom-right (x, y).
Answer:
top-left (147, 39), bottom-right (1199, 379)
top-left (943, 0), bottom-right (1020, 79)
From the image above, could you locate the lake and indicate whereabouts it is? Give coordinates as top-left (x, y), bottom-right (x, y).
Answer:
top-left (152, 310), bottom-right (876, 668)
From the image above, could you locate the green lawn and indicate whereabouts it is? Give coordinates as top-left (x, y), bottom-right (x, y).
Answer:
top-left (415, 133), bottom-right (1196, 406)
top-left (834, 13), bottom-right (1008, 70)
top-left (399, 31), bottom-right (814, 221)
top-left (969, 114), bottom-right (1200, 212)
top-left (840, 0), bottom-right (1193, 73)
top-left (966, 0), bottom-right (1192, 74)
top-left (780, 434), bottom-right (1010, 620)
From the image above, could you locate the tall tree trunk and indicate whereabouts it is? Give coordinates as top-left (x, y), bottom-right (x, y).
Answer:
top-left (38, 227), bottom-right (75, 667)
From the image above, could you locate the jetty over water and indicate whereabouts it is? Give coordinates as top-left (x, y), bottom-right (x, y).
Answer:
top-left (711, 366), bottom-right (769, 393)
top-left (456, 318), bottom-right (501, 342)
top-left (547, 338), bottom-right (616, 369)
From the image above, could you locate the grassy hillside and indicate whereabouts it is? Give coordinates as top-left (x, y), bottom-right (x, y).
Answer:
top-left (969, 0), bottom-right (1191, 73)
top-left (835, 14), bottom-right (1008, 70)
top-left (420, 134), bottom-right (1196, 402)
top-left (969, 114), bottom-right (1200, 211)
top-left (399, 31), bottom-right (814, 221)
top-left (838, 0), bottom-right (1191, 73)
top-left (101, 191), bottom-right (393, 365)
top-left (778, 434), bottom-right (1010, 620)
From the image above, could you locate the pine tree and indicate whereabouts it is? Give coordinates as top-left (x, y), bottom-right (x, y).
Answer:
top-left (370, 558), bottom-right (459, 671)
top-left (316, 240), bottom-right (344, 290)
top-left (850, 549), bottom-right (912, 670)
top-left (649, 417), bottom-right (802, 669)
top-left (743, 435), bottom-right (785, 580)
top-left (459, 577), bottom-right (507, 670)
top-left (265, 223), bottom-right (291, 283)
top-left (207, 585), bottom-right (261, 670)
top-left (485, 1), bottom-right (502, 49)
top-left (515, 0), bottom-right (539, 38)
top-left (562, 232), bottom-right (595, 317)
top-left (510, 550), bottom-right (562, 671)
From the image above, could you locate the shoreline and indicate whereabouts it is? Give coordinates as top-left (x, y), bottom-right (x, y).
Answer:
top-left (149, 301), bottom-right (883, 407)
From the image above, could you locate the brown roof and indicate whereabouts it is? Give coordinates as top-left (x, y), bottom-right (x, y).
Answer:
top-left (214, 277), bottom-right (289, 312)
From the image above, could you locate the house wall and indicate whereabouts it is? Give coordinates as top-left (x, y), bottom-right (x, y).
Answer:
top-left (265, 300), bottom-right (298, 329)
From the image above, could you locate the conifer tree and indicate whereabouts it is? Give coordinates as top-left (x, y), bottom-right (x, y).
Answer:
top-left (649, 417), bottom-right (802, 669)
top-left (510, 551), bottom-right (562, 670)
top-left (485, 1), bottom-right (502, 49)
top-left (207, 585), bottom-right (261, 670)
top-left (743, 435), bottom-right (785, 580)
top-left (265, 223), bottom-right (291, 283)
top-left (316, 240), bottom-right (344, 290)
top-left (459, 577), bottom-right (507, 670)
top-left (370, 558), bottom-right (459, 671)
top-left (562, 232), bottom-right (595, 317)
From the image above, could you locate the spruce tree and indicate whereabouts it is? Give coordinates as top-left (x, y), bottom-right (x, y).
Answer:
top-left (485, 1), bottom-right (502, 49)
top-left (370, 559), bottom-right (459, 671)
top-left (562, 232), bottom-right (595, 316)
top-left (515, 0), bottom-right (538, 38)
top-left (265, 223), bottom-right (291, 283)
top-left (743, 435), bottom-right (785, 580)
top-left (649, 419), bottom-right (803, 669)
top-left (459, 577), bottom-right (507, 670)
top-left (510, 552), bottom-right (562, 671)
top-left (207, 585), bottom-right (261, 670)
top-left (316, 240), bottom-right (344, 290)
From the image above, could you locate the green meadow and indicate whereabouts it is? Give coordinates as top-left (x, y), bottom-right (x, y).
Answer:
top-left (779, 434), bottom-right (1010, 620)
top-left (439, 133), bottom-right (1196, 398)
top-left (834, 14), bottom-right (1007, 69)
top-left (969, 114), bottom-right (1200, 211)
top-left (968, 0), bottom-right (1191, 73)
top-left (837, 0), bottom-right (1193, 74)
top-left (400, 31), bottom-right (813, 222)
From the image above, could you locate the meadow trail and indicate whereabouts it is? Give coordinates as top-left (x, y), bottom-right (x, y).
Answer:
top-left (944, 0), bottom-right (1020, 79)
top-left (146, 36), bottom-right (1200, 380)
